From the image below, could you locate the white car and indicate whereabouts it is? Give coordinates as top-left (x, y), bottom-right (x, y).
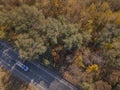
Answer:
top-left (16, 61), bottom-right (29, 72)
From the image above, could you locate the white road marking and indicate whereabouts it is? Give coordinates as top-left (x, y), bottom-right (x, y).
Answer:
top-left (5, 47), bottom-right (76, 89)
top-left (11, 63), bottom-right (16, 71)
top-left (0, 42), bottom-right (76, 90)
top-left (30, 61), bottom-right (76, 90)
top-left (0, 56), bottom-right (46, 90)
top-left (3, 48), bottom-right (11, 54)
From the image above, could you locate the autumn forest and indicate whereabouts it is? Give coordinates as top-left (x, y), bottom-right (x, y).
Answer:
top-left (0, 0), bottom-right (120, 90)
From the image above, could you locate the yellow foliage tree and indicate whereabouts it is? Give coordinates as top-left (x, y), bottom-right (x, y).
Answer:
top-left (88, 3), bottom-right (97, 19)
top-left (86, 64), bottom-right (99, 72)
top-left (53, 0), bottom-right (58, 7)
top-left (106, 43), bottom-right (114, 49)
top-left (74, 53), bottom-right (85, 68)
top-left (114, 11), bottom-right (120, 25)
top-left (0, 30), bottom-right (5, 39)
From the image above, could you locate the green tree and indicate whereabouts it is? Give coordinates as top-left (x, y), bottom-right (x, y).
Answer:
top-left (3, 5), bottom-right (83, 60)
top-left (42, 18), bottom-right (63, 46)
top-left (98, 24), bottom-right (120, 69)
top-left (61, 24), bottom-right (83, 50)
top-left (0, 5), bottom-right (45, 35)
top-left (41, 17), bottom-right (83, 50)
top-left (15, 31), bottom-right (47, 60)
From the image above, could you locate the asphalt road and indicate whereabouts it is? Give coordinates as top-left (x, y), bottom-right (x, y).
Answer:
top-left (0, 41), bottom-right (77, 90)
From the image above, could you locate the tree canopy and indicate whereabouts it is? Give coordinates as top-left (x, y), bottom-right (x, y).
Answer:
top-left (0, 0), bottom-right (120, 89)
